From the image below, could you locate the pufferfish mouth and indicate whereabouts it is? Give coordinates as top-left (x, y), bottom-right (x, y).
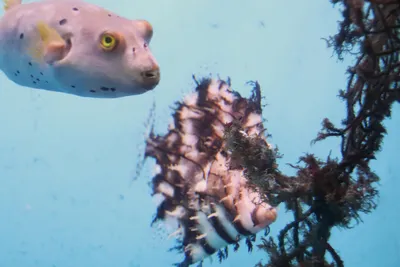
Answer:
top-left (140, 67), bottom-right (161, 90)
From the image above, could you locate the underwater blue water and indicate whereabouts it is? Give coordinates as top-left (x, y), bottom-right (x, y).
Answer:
top-left (0, 0), bottom-right (399, 266)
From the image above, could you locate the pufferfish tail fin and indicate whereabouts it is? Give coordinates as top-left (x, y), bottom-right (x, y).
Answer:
top-left (3, 0), bottom-right (22, 11)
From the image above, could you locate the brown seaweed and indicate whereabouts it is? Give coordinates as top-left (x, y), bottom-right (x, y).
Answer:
top-left (138, 0), bottom-right (399, 266)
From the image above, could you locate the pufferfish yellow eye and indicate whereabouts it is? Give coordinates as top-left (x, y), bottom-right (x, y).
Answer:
top-left (99, 33), bottom-right (118, 51)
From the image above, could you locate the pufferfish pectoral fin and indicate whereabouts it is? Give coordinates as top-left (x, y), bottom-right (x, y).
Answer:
top-left (3, 0), bottom-right (22, 11)
top-left (27, 21), bottom-right (68, 65)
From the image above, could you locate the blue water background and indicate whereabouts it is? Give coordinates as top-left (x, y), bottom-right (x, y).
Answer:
top-left (0, 0), bottom-right (399, 266)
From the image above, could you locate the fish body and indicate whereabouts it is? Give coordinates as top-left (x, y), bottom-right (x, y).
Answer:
top-left (0, 0), bottom-right (160, 98)
top-left (145, 78), bottom-right (278, 266)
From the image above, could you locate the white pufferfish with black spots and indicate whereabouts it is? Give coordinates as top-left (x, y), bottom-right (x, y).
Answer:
top-left (0, 0), bottom-right (160, 98)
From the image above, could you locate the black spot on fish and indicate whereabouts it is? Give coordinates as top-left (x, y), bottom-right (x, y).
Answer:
top-left (90, 90), bottom-right (96, 93)
top-left (59, 19), bottom-right (67, 25)
top-left (36, 78), bottom-right (40, 82)
top-left (108, 14), bottom-right (112, 17)
top-left (28, 62), bottom-right (32, 66)
top-left (45, 81), bottom-right (49, 83)
top-left (32, 81), bottom-right (37, 84)
top-left (40, 72), bottom-right (43, 75)
top-left (71, 85), bottom-right (76, 88)
top-left (30, 75), bottom-right (34, 78)
top-left (72, 7), bottom-right (79, 11)
top-left (110, 88), bottom-right (116, 92)
top-left (19, 33), bottom-right (24, 39)
top-left (16, 70), bottom-right (20, 74)
top-left (100, 87), bottom-right (109, 91)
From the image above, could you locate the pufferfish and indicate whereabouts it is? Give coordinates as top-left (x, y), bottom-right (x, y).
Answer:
top-left (0, 0), bottom-right (160, 98)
